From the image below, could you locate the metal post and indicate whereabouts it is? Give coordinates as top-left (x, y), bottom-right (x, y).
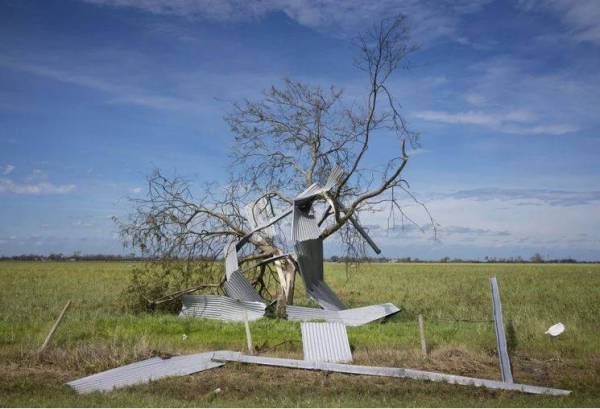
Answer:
top-left (490, 277), bottom-right (513, 383)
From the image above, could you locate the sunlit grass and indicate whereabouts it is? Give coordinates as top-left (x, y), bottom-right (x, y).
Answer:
top-left (0, 261), bottom-right (599, 407)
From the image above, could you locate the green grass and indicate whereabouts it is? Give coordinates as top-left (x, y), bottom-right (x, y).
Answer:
top-left (1, 261), bottom-right (599, 407)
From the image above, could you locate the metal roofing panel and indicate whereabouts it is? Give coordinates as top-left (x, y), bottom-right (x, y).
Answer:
top-left (180, 295), bottom-right (266, 322)
top-left (294, 166), bottom-right (344, 202)
top-left (224, 269), bottom-right (265, 303)
top-left (294, 239), bottom-right (345, 310)
top-left (67, 352), bottom-right (223, 394)
top-left (287, 305), bottom-right (342, 323)
top-left (287, 303), bottom-right (400, 327)
top-left (224, 240), bottom-right (239, 279)
top-left (291, 206), bottom-right (321, 242)
top-left (301, 322), bottom-right (352, 363)
top-left (322, 165), bottom-right (344, 191)
top-left (211, 352), bottom-right (570, 396)
top-left (337, 303), bottom-right (401, 326)
top-left (490, 277), bottom-right (514, 383)
top-left (295, 183), bottom-right (323, 201)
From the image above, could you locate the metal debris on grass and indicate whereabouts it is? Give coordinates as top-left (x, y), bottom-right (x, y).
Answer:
top-left (67, 352), bottom-right (224, 394)
top-left (545, 322), bottom-right (566, 336)
top-left (301, 322), bottom-right (352, 363)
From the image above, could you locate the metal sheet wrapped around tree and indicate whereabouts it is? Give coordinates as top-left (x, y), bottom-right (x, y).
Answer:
top-left (294, 238), bottom-right (346, 310)
top-left (180, 295), bottom-right (266, 322)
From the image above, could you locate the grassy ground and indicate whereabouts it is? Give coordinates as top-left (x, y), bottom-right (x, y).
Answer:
top-left (0, 261), bottom-right (599, 407)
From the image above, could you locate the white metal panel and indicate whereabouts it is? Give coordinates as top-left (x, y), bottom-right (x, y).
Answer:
top-left (301, 322), bottom-right (352, 363)
top-left (490, 277), bottom-right (513, 383)
top-left (211, 352), bottom-right (570, 396)
top-left (67, 352), bottom-right (224, 394)
top-left (224, 270), bottom-right (265, 303)
top-left (180, 295), bottom-right (266, 322)
top-left (287, 303), bottom-right (400, 327)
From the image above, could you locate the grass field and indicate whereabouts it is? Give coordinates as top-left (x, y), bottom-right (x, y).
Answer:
top-left (1, 261), bottom-right (599, 407)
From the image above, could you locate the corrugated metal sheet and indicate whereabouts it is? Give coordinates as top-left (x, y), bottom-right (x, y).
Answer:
top-left (180, 295), bottom-right (266, 322)
top-left (287, 305), bottom-right (341, 322)
top-left (224, 270), bottom-right (265, 303)
top-left (323, 165), bottom-right (344, 191)
top-left (67, 352), bottom-right (224, 394)
top-left (301, 322), bottom-right (352, 363)
top-left (211, 351), bottom-right (571, 396)
top-left (295, 166), bottom-right (344, 202)
top-left (287, 303), bottom-right (400, 327)
top-left (294, 183), bottom-right (323, 202)
top-left (224, 240), bottom-right (239, 279)
top-left (490, 277), bottom-right (514, 383)
top-left (337, 303), bottom-right (400, 326)
top-left (294, 239), bottom-right (345, 310)
top-left (291, 205), bottom-right (321, 242)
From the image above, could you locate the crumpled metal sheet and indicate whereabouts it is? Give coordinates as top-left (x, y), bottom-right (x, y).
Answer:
top-left (67, 352), bottom-right (224, 394)
top-left (294, 239), bottom-right (346, 310)
top-left (287, 303), bottom-right (400, 327)
top-left (294, 165), bottom-right (344, 202)
top-left (180, 295), bottom-right (266, 322)
top-left (301, 322), bottom-right (352, 363)
top-left (224, 269), bottom-right (265, 303)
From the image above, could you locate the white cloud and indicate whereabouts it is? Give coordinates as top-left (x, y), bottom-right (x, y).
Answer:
top-left (464, 93), bottom-right (486, 106)
top-left (0, 57), bottom-right (204, 113)
top-left (356, 186), bottom-right (600, 260)
top-left (518, 0), bottom-right (600, 45)
top-left (131, 186), bottom-right (142, 194)
top-left (0, 178), bottom-right (76, 194)
top-left (413, 109), bottom-right (576, 135)
top-left (2, 164), bottom-right (15, 175)
top-left (82, 0), bottom-right (492, 43)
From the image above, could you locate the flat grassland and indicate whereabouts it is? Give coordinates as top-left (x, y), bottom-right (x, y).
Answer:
top-left (0, 261), bottom-right (599, 407)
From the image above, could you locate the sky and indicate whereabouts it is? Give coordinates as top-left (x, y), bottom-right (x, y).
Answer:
top-left (1, 0), bottom-right (599, 260)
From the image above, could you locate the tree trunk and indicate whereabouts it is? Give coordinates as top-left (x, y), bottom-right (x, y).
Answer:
top-left (274, 258), bottom-right (296, 319)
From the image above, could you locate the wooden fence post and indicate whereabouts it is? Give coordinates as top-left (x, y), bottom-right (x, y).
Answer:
top-left (243, 310), bottom-right (255, 355)
top-left (38, 300), bottom-right (71, 354)
top-left (418, 314), bottom-right (427, 357)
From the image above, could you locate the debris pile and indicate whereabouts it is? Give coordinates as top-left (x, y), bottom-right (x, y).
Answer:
top-left (180, 166), bottom-right (400, 326)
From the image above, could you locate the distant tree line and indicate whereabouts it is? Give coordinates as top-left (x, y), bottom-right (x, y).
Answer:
top-left (328, 254), bottom-right (588, 263)
top-left (0, 253), bottom-right (145, 261)
top-left (0, 252), bottom-right (591, 263)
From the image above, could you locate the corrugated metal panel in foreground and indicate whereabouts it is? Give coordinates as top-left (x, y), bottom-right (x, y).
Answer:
top-left (224, 269), bottom-right (265, 303)
top-left (180, 295), bottom-right (266, 322)
top-left (211, 352), bottom-right (571, 396)
top-left (67, 352), bottom-right (223, 394)
top-left (302, 322), bottom-right (352, 363)
top-left (288, 303), bottom-right (400, 326)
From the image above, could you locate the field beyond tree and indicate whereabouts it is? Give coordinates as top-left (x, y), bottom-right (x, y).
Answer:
top-left (1, 261), bottom-right (599, 407)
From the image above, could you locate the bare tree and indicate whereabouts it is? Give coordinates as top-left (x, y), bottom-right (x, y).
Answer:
top-left (117, 15), bottom-right (434, 314)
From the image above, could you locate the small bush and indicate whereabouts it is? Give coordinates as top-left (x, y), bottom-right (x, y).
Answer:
top-left (123, 259), bottom-right (224, 313)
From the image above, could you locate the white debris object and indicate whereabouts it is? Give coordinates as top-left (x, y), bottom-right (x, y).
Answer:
top-left (545, 323), bottom-right (565, 337)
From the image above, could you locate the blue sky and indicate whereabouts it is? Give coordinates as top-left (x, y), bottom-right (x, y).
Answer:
top-left (1, 0), bottom-right (599, 260)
